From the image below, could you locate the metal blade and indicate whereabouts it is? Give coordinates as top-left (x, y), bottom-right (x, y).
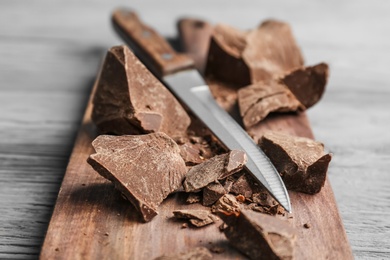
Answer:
top-left (163, 70), bottom-right (291, 212)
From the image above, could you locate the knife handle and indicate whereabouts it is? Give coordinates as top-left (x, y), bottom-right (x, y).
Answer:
top-left (177, 18), bottom-right (213, 73)
top-left (112, 9), bottom-right (194, 77)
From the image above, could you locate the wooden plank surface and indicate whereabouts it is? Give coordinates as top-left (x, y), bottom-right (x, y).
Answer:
top-left (1, 1), bottom-right (390, 259)
top-left (40, 18), bottom-right (353, 259)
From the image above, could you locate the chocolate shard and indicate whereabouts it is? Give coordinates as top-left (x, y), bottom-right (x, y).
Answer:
top-left (230, 174), bottom-right (254, 199)
top-left (218, 209), bottom-right (297, 260)
top-left (259, 131), bottom-right (332, 194)
top-left (173, 209), bottom-right (217, 228)
top-left (237, 80), bottom-right (304, 129)
top-left (211, 194), bottom-right (241, 214)
top-left (183, 150), bottom-right (247, 192)
top-left (281, 63), bottom-right (329, 109)
top-left (205, 21), bottom-right (303, 87)
top-left (178, 141), bottom-right (204, 165)
top-left (154, 247), bottom-right (213, 260)
top-left (87, 133), bottom-right (187, 222)
top-left (92, 45), bottom-right (190, 138)
top-left (202, 182), bottom-right (227, 206)
top-left (238, 63), bottom-right (328, 129)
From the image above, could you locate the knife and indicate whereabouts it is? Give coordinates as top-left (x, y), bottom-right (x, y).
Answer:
top-left (112, 9), bottom-right (291, 213)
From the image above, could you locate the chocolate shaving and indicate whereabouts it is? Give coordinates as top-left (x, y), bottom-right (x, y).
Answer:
top-left (218, 209), bottom-right (297, 260)
top-left (87, 133), bottom-right (187, 222)
top-left (92, 45), bottom-right (190, 138)
top-left (259, 131), bottom-right (332, 194)
top-left (183, 150), bottom-right (247, 192)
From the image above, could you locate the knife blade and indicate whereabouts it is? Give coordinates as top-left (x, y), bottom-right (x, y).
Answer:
top-left (112, 9), bottom-right (291, 212)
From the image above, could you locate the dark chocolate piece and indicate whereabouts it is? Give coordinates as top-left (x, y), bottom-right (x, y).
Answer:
top-left (87, 133), bottom-right (187, 222)
top-left (179, 141), bottom-right (204, 165)
top-left (259, 131), bottom-right (332, 194)
top-left (237, 80), bottom-right (304, 128)
top-left (173, 209), bottom-right (217, 228)
top-left (281, 63), bottom-right (329, 109)
top-left (218, 209), bottom-right (297, 260)
top-left (211, 194), bottom-right (240, 214)
top-left (154, 247), bottom-right (213, 260)
top-left (205, 21), bottom-right (304, 87)
top-left (183, 150), bottom-right (247, 192)
top-left (230, 174), bottom-right (255, 198)
top-left (202, 182), bottom-right (227, 206)
top-left (92, 45), bottom-right (190, 138)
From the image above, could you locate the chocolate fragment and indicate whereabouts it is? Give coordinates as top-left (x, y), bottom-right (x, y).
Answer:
top-left (211, 194), bottom-right (241, 214)
top-left (87, 133), bottom-right (187, 222)
top-left (173, 209), bottom-right (217, 228)
top-left (179, 141), bottom-right (204, 165)
top-left (259, 131), bottom-right (332, 194)
top-left (218, 209), bottom-right (297, 260)
top-left (154, 247), bottom-right (212, 260)
top-left (92, 45), bottom-right (190, 138)
top-left (205, 21), bottom-right (304, 87)
top-left (237, 80), bottom-right (304, 128)
top-left (183, 150), bottom-right (247, 192)
top-left (281, 63), bottom-right (329, 109)
top-left (238, 63), bottom-right (328, 128)
top-left (303, 223), bottom-right (311, 229)
top-left (230, 174), bottom-right (254, 198)
top-left (202, 182), bottom-right (227, 206)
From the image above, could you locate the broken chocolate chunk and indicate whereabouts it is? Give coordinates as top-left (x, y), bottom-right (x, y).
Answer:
top-left (92, 45), bottom-right (190, 138)
top-left (281, 63), bottom-right (329, 109)
top-left (218, 209), bottom-right (297, 260)
top-left (173, 209), bottom-right (217, 228)
top-left (179, 141), bottom-right (204, 165)
top-left (259, 131), bottom-right (332, 194)
top-left (238, 63), bottom-right (328, 129)
top-left (87, 133), bottom-right (187, 222)
top-left (230, 174), bottom-right (255, 199)
top-left (183, 150), bottom-right (247, 192)
top-left (205, 21), bottom-right (304, 87)
top-left (154, 247), bottom-right (212, 260)
top-left (211, 194), bottom-right (241, 214)
top-left (237, 80), bottom-right (304, 129)
top-left (202, 182), bottom-right (227, 206)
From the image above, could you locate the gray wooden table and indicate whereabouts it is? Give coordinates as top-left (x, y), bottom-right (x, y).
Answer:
top-left (1, 1), bottom-right (389, 259)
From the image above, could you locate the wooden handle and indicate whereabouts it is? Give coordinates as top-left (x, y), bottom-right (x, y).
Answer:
top-left (112, 9), bottom-right (194, 77)
top-left (177, 18), bottom-right (213, 73)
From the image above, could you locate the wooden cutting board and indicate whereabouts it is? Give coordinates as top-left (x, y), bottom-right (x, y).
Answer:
top-left (40, 19), bottom-right (353, 260)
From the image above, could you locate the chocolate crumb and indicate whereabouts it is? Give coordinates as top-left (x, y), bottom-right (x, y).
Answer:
top-left (303, 223), bottom-right (311, 229)
top-left (236, 194), bottom-right (245, 203)
top-left (181, 223), bottom-right (188, 229)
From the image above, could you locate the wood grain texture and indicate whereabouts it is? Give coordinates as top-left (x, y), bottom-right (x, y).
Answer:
top-left (40, 18), bottom-right (353, 260)
top-left (1, 1), bottom-right (390, 259)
